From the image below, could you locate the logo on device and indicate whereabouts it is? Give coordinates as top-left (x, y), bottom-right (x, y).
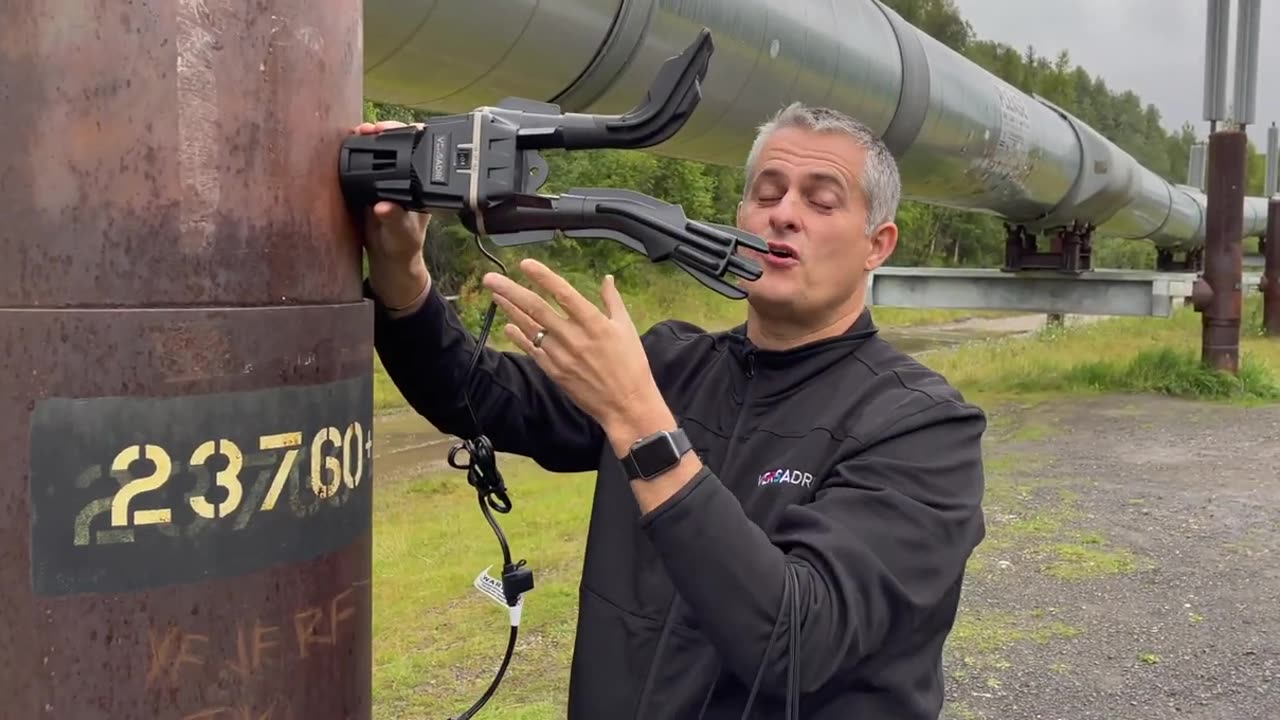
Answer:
top-left (431, 133), bottom-right (450, 184)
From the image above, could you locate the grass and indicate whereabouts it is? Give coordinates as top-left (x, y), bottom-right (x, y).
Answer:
top-left (946, 608), bottom-right (1082, 671)
top-left (1042, 540), bottom-right (1143, 580)
top-left (366, 289), bottom-right (1280, 718)
top-left (372, 456), bottom-right (593, 719)
top-left (373, 355), bottom-right (404, 413)
top-left (928, 295), bottom-right (1280, 408)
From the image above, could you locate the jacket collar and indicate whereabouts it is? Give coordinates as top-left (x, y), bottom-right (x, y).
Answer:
top-left (722, 309), bottom-right (879, 391)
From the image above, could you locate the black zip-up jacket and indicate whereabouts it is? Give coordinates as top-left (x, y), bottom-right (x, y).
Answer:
top-left (370, 280), bottom-right (987, 719)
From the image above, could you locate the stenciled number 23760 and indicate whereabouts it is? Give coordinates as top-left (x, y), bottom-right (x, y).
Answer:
top-left (75, 421), bottom-right (367, 544)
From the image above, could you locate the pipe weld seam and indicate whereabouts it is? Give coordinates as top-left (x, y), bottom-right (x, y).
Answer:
top-left (872, 0), bottom-right (931, 158)
top-left (550, 0), bottom-right (658, 113)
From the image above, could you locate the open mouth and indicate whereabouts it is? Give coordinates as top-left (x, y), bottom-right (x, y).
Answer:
top-left (764, 241), bottom-right (799, 262)
top-left (751, 242), bottom-right (798, 269)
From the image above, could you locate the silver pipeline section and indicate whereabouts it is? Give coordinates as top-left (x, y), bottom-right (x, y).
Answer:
top-left (362, 0), bottom-right (1271, 250)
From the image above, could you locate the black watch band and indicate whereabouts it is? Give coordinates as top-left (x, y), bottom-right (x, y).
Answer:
top-left (619, 428), bottom-right (692, 481)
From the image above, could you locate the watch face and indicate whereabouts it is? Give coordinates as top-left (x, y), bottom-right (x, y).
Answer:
top-left (631, 434), bottom-right (678, 477)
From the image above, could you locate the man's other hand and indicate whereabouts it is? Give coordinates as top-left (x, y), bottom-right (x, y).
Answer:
top-left (352, 121), bottom-right (433, 311)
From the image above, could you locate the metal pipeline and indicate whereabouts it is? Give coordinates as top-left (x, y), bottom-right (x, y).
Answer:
top-left (363, 0), bottom-right (1271, 251)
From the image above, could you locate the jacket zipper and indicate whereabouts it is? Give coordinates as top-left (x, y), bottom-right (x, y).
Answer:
top-left (727, 350), bottom-right (755, 463)
top-left (633, 349), bottom-right (756, 719)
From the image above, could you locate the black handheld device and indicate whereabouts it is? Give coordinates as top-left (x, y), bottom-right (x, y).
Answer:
top-left (338, 28), bottom-right (768, 298)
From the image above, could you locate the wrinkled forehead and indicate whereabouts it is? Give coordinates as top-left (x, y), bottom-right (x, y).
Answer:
top-left (749, 127), bottom-right (866, 190)
top-left (753, 165), bottom-right (850, 194)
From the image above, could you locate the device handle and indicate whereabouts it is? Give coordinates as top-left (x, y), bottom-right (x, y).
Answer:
top-left (532, 28), bottom-right (714, 151)
top-left (577, 27), bottom-right (712, 149)
top-left (337, 125), bottom-right (421, 208)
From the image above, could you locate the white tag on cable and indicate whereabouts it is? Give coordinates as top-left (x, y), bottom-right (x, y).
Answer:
top-left (474, 565), bottom-right (508, 607)
top-left (474, 565), bottom-right (524, 626)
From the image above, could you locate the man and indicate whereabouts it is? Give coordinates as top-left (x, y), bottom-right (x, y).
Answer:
top-left (359, 101), bottom-right (987, 719)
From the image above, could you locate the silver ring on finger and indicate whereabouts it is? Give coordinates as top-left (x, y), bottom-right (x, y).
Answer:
top-left (532, 328), bottom-right (548, 349)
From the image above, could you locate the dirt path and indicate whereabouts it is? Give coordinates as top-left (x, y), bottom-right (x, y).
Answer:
top-left (944, 394), bottom-right (1280, 719)
top-left (924, 311), bottom-right (1106, 335)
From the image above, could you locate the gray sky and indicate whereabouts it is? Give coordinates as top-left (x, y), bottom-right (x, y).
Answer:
top-left (951, 0), bottom-right (1279, 150)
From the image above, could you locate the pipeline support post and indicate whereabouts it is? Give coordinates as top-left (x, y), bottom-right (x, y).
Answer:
top-left (1002, 222), bottom-right (1094, 274)
top-left (1196, 128), bottom-right (1248, 373)
top-left (1263, 197), bottom-right (1280, 336)
top-left (1157, 248), bottom-right (1205, 273)
top-left (1, 2), bottom-right (372, 718)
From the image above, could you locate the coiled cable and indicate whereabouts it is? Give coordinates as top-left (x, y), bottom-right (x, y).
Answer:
top-left (446, 234), bottom-right (535, 720)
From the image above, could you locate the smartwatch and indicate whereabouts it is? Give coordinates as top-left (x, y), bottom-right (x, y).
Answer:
top-left (619, 428), bottom-right (692, 480)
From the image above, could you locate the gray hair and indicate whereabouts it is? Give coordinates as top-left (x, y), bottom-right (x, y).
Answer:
top-left (743, 102), bottom-right (901, 235)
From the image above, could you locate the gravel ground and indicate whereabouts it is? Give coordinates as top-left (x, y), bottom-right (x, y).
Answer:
top-left (943, 394), bottom-right (1280, 720)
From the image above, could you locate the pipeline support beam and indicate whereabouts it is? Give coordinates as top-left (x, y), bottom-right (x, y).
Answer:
top-left (1002, 222), bottom-right (1095, 274)
top-left (0, 2), bottom-right (372, 718)
top-left (866, 267), bottom-right (1242, 318)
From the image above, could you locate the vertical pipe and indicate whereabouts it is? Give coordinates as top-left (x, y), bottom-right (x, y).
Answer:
top-left (1203, 0), bottom-right (1231, 125)
top-left (1202, 129), bottom-right (1248, 372)
top-left (1232, 0), bottom-right (1260, 126)
top-left (1266, 123), bottom-right (1279, 197)
top-left (1189, 143), bottom-right (1208, 191)
top-left (0, 2), bottom-right (373, 719)
top-left (1265, 198), bottom-right (1280, 336)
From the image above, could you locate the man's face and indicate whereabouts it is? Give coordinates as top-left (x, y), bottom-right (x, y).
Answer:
top-left (736, 126), bottom-right (897, 324)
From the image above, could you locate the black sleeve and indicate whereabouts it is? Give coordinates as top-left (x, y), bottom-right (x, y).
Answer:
top-left (368, 280), bottom-right (604, 473)
top-left (638, 398), bottom-right (987, 697)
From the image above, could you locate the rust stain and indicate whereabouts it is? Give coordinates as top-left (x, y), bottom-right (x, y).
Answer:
top-left (0, 0), bottom-right (364, 308)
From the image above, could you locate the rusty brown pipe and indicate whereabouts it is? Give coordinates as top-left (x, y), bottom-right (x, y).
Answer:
top-left (1200, 129), bottom-right (1247, 374)
top-left (1, 2), bottom-right (373, 718)
top-left (1188, 277), bottom-right (1215, 312)
top-left (1264, 197), bottom-right (1280, 336)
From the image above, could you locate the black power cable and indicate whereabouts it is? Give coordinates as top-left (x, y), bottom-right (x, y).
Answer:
top-left (445, 234), bottom-right (535, 720)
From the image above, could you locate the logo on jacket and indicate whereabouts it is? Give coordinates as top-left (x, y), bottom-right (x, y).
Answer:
top-left (757, 467), bottom-right (813, 488)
